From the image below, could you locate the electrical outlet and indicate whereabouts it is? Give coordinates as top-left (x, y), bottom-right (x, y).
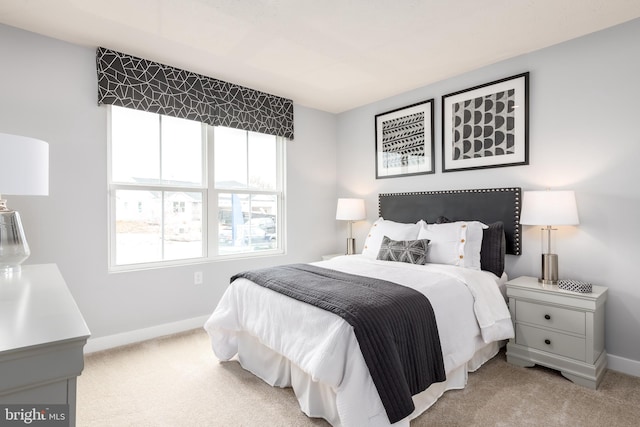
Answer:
top-left (194, 271), bottom-right (203, 285)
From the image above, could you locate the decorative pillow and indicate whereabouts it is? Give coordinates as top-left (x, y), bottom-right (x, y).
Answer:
top-left (435, 215), bottom-right (450, 224)
top-left (432, 217), bottom-right (505, 276)
top-left (362, 218), bottom-right (422, 259)
top-left (480, 222), bottom-right (506, 277)
top-left (417, 220), bottom-right (487, 269)
top-left (377, 236), bottom-right (430, 265)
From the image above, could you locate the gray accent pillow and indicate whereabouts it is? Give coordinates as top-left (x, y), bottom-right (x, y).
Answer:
top-left (376, 236), bottom-right (430, 265)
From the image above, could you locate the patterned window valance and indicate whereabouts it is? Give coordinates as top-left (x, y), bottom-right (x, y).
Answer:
top-left (96, 47), bottom-right (294, 139)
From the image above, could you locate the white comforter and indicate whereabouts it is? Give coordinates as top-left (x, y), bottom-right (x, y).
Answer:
top-left (205, 255), bottom-right (514, 426)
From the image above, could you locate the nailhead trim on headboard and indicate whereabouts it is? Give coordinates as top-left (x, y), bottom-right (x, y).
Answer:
top-left (378, 187), bottom-right (522, 255)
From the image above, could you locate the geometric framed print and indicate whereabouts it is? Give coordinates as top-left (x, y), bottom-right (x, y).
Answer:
top-left (375, 99), bottom-right (435, 179)
top-left (442, 72), bottom-right (529, 173)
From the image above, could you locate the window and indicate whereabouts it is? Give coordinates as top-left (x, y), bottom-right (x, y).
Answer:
top-left (108, 105), bottom-right (285, 269)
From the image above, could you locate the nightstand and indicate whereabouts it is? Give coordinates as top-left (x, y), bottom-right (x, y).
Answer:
top-left (505, 276), bottom-right (607, 389)
top-left (321, 253), bottom-right (344, 261)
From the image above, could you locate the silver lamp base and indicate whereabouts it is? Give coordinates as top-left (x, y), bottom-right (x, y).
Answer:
top-left (0, 209), bottom-right (30, 273)
top-left (346, 238), bottom-right (356, 255)
top-left (540, 253), bottom-right (558, 285)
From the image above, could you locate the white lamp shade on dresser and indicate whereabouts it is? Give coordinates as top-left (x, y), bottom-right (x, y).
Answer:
top-left (0, 133), bottom-right (49, 197)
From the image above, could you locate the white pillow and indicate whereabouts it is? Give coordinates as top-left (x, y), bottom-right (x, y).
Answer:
top-left (362, 218), bottom-right (422, 259)
top-left (417, 221), bottom-right (487, 269)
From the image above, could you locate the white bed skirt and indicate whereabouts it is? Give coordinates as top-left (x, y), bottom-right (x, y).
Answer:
top-left (232, 331), bottom-right (500, 426)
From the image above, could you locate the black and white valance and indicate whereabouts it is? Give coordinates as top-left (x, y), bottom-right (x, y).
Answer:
top-left (96, 47), bottom-right (294, 139)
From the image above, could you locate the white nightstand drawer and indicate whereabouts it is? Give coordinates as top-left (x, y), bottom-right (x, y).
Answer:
top-left (515, 300), bottom-right (585, 335)
top-left (516, 324), bottom-right (586, 361)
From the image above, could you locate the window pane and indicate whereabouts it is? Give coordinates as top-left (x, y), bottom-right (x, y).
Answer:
top-left (248, 132), bottom-right (276, 190)
top-left (163, 191), bottom-right (203, 260)
top-left (111, 106), bottom-right (160, 183)
top-left (218, 193), bottom-right (277, 255)
top-left (114, 189), bottom-right (204, 265)
top-left (162, 116), bottom-right (203, 186)
top-left (115, 189), bottom-right (162, 264)
top-left (214, 127), bottom-right (247, 188)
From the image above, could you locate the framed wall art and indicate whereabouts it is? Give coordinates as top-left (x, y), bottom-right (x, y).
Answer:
top-left (375, 99), bottom-right (434, 179)
top-left (441, 72), bottom-right (529, 173)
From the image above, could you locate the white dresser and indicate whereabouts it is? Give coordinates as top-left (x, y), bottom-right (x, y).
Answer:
top-left (0, 264), bottom-right (90, 426)
top-left (506, 276), bottom-right (607, 389)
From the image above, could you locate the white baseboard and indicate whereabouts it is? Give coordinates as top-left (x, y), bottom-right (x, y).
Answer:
top-left (607, 354), bottom-right (640, 377)
top-left (84, 315), bottom-right (210, 354)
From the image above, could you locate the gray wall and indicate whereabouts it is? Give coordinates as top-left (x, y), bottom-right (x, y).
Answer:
top-left (0, 23), bottom-right (339, 340)
top-left (336, 19), bottom-right (640, 369)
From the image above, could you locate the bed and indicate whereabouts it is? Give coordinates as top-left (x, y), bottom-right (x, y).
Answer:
top-left (205, 187), bottom-right (522, 426)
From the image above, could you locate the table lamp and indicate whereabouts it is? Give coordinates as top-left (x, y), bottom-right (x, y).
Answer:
top-left (0, 133), bottom-right (49, 273)
top-left (520, 190), bottom-right (579, 285)
top-left (336, 198), bottom-right (366, 255)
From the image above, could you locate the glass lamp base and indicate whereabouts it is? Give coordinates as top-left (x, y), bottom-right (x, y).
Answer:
top-left (0, 209), bottom-right (30, 272)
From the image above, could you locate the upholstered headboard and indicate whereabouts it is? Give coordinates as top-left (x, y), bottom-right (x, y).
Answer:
top-left (378, 187), bottom-right (522, 255)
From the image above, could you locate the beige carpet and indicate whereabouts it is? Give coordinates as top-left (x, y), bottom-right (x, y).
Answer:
top-left (77, 329), bottom-right (640, 426)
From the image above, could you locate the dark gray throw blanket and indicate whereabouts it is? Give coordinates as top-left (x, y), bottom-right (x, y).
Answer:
top-left (231, 263), bottom-right (446, 424)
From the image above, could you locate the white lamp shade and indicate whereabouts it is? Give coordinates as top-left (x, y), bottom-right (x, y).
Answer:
top-left (520, 190), bottom-right (579, 226)
top-left (336, 198), bottom-right (366, 221)
top-left (0, 133), bottom-right (49, 196)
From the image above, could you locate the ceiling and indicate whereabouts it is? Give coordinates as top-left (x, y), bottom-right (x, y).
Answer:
top-left (1, 0), bottom-right (639, 113)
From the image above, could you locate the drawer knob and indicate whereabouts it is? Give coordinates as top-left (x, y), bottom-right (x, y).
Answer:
top-left (544, 314), bottom-right (551, 320)
top-left (544, 339), bottom-right (551, 345)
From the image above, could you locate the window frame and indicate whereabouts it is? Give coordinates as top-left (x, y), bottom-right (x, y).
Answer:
top-left (206, 125), bottom-right (286, 259)
top-left (107, 106), bottom-right (286, 272)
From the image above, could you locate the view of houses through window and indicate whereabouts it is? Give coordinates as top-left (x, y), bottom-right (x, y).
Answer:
top-left (109, 105), bottom-right (284, 269)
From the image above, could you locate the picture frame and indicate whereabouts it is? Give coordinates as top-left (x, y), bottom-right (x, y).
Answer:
top-left (375, 99), bottom-right (435, 179)
top-left (441, 72), bottom-right (529, 172)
